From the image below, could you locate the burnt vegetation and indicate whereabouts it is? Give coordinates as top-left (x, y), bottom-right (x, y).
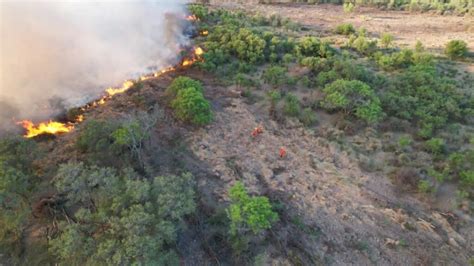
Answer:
top-left (1, 3), bottom-right (473, 265)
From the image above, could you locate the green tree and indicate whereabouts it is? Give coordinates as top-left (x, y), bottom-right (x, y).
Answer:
top-left (171, 87), bottom-right (212, 125)
top-left (51, 162), bottom-right (196, 265)
top-left (165, 76), bottom-right (203, 98)
top-left (227, 182), bottom-right (278, 235)
top-left (322, 79), bottom-right (383, 123)
top-left (111, 108), bottom-right (163, 167)
top-left (0, 136), bottom-right (39, 259)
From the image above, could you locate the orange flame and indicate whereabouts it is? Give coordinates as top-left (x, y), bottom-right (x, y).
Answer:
top-left (17, 47), bottom-right (204, 138)
top-left (182, 47), bottom-right (204, 67)
top-left (195, 47), bottom-right (203, 56)
top-left (106, 80), bottom-right (135, 96)
top-left (186, 15), bottom-right (198, 21)
top-left (18, 120), bottom-right (74, 138)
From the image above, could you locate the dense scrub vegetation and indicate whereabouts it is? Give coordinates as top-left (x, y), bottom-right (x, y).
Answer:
top-left (190, 4), bottom-right (473, 201)
top-left (51, 163), bottom-right (195, 264)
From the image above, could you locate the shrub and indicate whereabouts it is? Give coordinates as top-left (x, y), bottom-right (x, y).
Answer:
top-left (76, 119), bottom-right (118, 154)
top-left (262, 66), bottom-right (288, 88)
top-left (460, 170), bottom-right (474, 187)
top-left (300, 107), bottom-right (317, 126)
top-left (296, 37), bottom-right (321, 57)
top-left (301, 57), bottom-right (326, 72)
top-left (444, 40), bottom-right (468, 59)
top-left (375, 49), bottom-right (416, 70)
top-left (380, 33), bottom-right (394, 48)
top-left (351, 35), bottom-right (377, 56)
top-left (415, 40), bottom-right (424, 53)
top-left (418, 180), bottom-right (433, 193)
top-left (322, 79), bottom-right (383, 123)
top-left (335, 23), bottom-right (356, 35)
top-left (111, 109), bottom-right (162, 166)
top-left (165, 76), bottom-right (203, 98)
top-left (382, 64), bottom-right (465, 134)
top-left (282, 53), bottom-right (295, 64)
top-left (229, 28), bottom-right (266, 64)
top-left (171, 87), bottom-right (212, 125)
top-left (284, 93), bottom-right (301, 117)
top-left (235, 73), bottom-right (255, 88)
top-left (343, 2), bottom-right (355, 13)
top-left (268, 90), bottom-right (282, 105)
top-left (428, 168), bottom-right (446, 183)
top-left (398, 135), bottom-right (412, 150)
top-left (227, 181), bottom-right (278, 235)
top-left (424, 138), bottom-right (445, 154)
top-left (444, 149), bottom-right (474, 188)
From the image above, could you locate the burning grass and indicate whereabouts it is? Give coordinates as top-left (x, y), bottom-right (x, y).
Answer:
top-left (17, 46), bottom-right (205, 138)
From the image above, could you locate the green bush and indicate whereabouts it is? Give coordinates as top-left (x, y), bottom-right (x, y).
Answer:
top-left (444, 40), bottom-right (468, 59)
top-left (350, 35), bottom-right (378, 56)
top-left (418, 180), bottom-right (433, 193)
top-left (262, 66), bottom-right (288, 88)
top-left (165, 76), bottom-right (203, 98)
top-left (398, 135), bottom-right (412, 150)
top-left (229, 28), bottom-right (266, 64)
top-left (284, 93), bottom-right (301, 117)
top-left (300, 107), bottom-right (317, 126)
top-left (296, 36), bottom-right (321, 57)
top-left (415, 40), bottom-right (424, 53)
top-left (76, 119), bottom-right (118, 154)
top-left (335, 23), bottom-right (356, 35)
top-left (51, 162), bottom-right (196, 265)
top-left (227, 181), bottom-right (278, 235)
top-left (424, 138), bottom-right (445, 154)
top-left (444, 149), bottom-right (474, 189)
top-left (343, 2), bottom-right (355, 12)
top-left (380, 33), bottom-right (394, 48)
top-left (382, 64), bottom-right (466, 134)
top-left (375, 49), bottom-right (418, 70)
top-left (322, 79), bottom-right (383, 123)
top-left (171, 87), bottom-right (212, 125)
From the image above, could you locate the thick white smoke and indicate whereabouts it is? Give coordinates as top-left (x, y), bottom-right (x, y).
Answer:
top-left (0, 0), bottom-right (188, 127)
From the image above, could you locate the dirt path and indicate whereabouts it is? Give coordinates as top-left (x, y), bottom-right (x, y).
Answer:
top-left (209, 3), bottom-right (474, 51)
top-left (188, 97), bottom-right (473, 264)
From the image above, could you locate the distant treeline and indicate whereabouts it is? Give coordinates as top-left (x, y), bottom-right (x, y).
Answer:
top-left (255, 0), bottom-right (474, 14)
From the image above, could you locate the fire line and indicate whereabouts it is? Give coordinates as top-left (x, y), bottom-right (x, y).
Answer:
top-left (17, 46), bottom-right (204, 138)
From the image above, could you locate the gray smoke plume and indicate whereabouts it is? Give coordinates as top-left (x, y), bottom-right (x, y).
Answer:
top-left (0, 0), bottom-right (188, 129)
